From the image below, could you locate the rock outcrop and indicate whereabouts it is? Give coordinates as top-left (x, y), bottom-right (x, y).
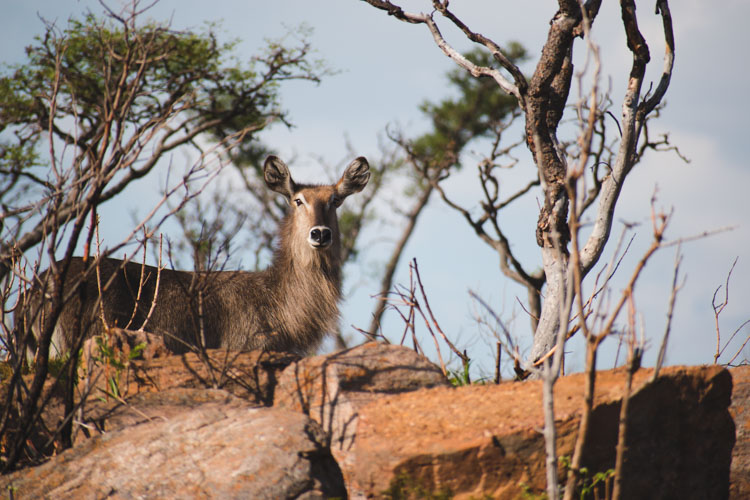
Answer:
top-left (340, 364), bottom-right (735, 499)
top-left (81, 328), bottom-right (299, 406)
top-left (274, 342), bottom-right (449, 457)
top-left (2, 340), bottom-right (746, 499)
top-left (2, 389), bottom-right (345, 499)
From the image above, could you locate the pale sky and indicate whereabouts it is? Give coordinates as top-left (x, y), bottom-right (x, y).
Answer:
top-left (3, 1), bottom-right (749, 376)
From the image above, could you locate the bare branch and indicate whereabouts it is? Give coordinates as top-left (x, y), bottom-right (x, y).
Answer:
top-left (712, 257), bottom-right (750, 365)
top-left (653, 244), bottom-right (683, 380)
top-left (725, 321), bottom-right (750, 367)
top-left (579, 0), bottom-right (675, 274)
top-left (359, 0), bottom-right (427, 24)
top-left (638, 0), bottom-right (675, 117)
top-left (412, 259), bottom-right (468, 367)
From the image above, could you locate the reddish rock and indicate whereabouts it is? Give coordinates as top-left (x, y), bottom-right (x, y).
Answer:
top-left (729, 365), bottom-right (750, 499)
top-left (274, 342), bottom-right (448, 466)
top-left (83, 387), bottom-right (252, 434)
top-left (82, 343), bottom-right (298, 405)
top-left (1, 391), bottom-right (345, 499)
top-left (4, 337), bottom-right (743, 498)
top-left (341, 365), bottom-right (734, 499)
top-left (3, 346), bottom-right (298, 461)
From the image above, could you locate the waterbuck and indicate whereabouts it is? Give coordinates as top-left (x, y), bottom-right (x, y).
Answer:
top-left (20, 155), bottom-right (370, 358)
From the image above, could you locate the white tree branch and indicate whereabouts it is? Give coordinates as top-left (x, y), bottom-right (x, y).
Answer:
top-left (422, 15), bottom-right (521, 100)
top-left (579, 0), bottom-right (674, 274)
top-left (361, 0), bottom-right (521, 100)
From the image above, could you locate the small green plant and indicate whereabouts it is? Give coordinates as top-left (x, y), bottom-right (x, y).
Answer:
top-left (448, 362), bottom-right (472, 387)
top-left (579, 467), bottom-right (614, 500)
top-left (91, 332), bottom-right (146, 400)
top-left (519, 481), bottom-right (548, 500)
top-left (559, 455), bottom-right (614, 500)
top-left (447, 361), bottom-right (490, 387)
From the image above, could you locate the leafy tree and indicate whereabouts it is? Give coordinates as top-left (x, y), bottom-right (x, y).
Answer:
top-left (0, 2), bottom-right (324, 470)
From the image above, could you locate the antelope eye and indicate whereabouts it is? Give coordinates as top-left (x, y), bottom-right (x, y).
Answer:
top-left (293, 198), bottom-right (303, 207)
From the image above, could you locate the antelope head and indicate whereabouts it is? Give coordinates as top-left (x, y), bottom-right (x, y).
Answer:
top-left (264, 156), bottom-right (370, 259)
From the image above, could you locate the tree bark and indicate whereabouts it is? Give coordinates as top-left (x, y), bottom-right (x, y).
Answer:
top-left (530, 246), bottom-right (569, 363)
top-left (523, 6), bottom-right (583, 365)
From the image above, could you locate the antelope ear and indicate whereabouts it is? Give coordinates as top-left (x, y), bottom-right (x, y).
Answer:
top-left (264, 156), bottom-right (296, 201)
top-left (335, 157), bottom-right (370, 202)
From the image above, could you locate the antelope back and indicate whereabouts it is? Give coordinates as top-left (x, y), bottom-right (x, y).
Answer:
top-left (19, 156), bottom-right (371, 359)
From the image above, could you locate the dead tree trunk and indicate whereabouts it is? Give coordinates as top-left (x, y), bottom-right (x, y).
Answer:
top-left (360, 0), bottom-right (675, 369)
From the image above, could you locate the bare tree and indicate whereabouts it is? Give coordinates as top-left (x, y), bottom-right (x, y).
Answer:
top-left (359, 0), bottom-right (675, 369)
top-left (357, 2), bottom-right (677, 498)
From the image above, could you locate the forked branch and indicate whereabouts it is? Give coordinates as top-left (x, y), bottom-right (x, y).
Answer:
top-left (361, 0), bottom-right (522, 99)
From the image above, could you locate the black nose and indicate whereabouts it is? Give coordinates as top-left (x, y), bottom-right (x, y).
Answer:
top-left (309, 226), bottom-right (332, 247)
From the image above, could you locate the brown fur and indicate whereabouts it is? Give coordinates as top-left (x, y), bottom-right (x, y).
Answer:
top-left (22, 156), bottom-right (370, 356)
